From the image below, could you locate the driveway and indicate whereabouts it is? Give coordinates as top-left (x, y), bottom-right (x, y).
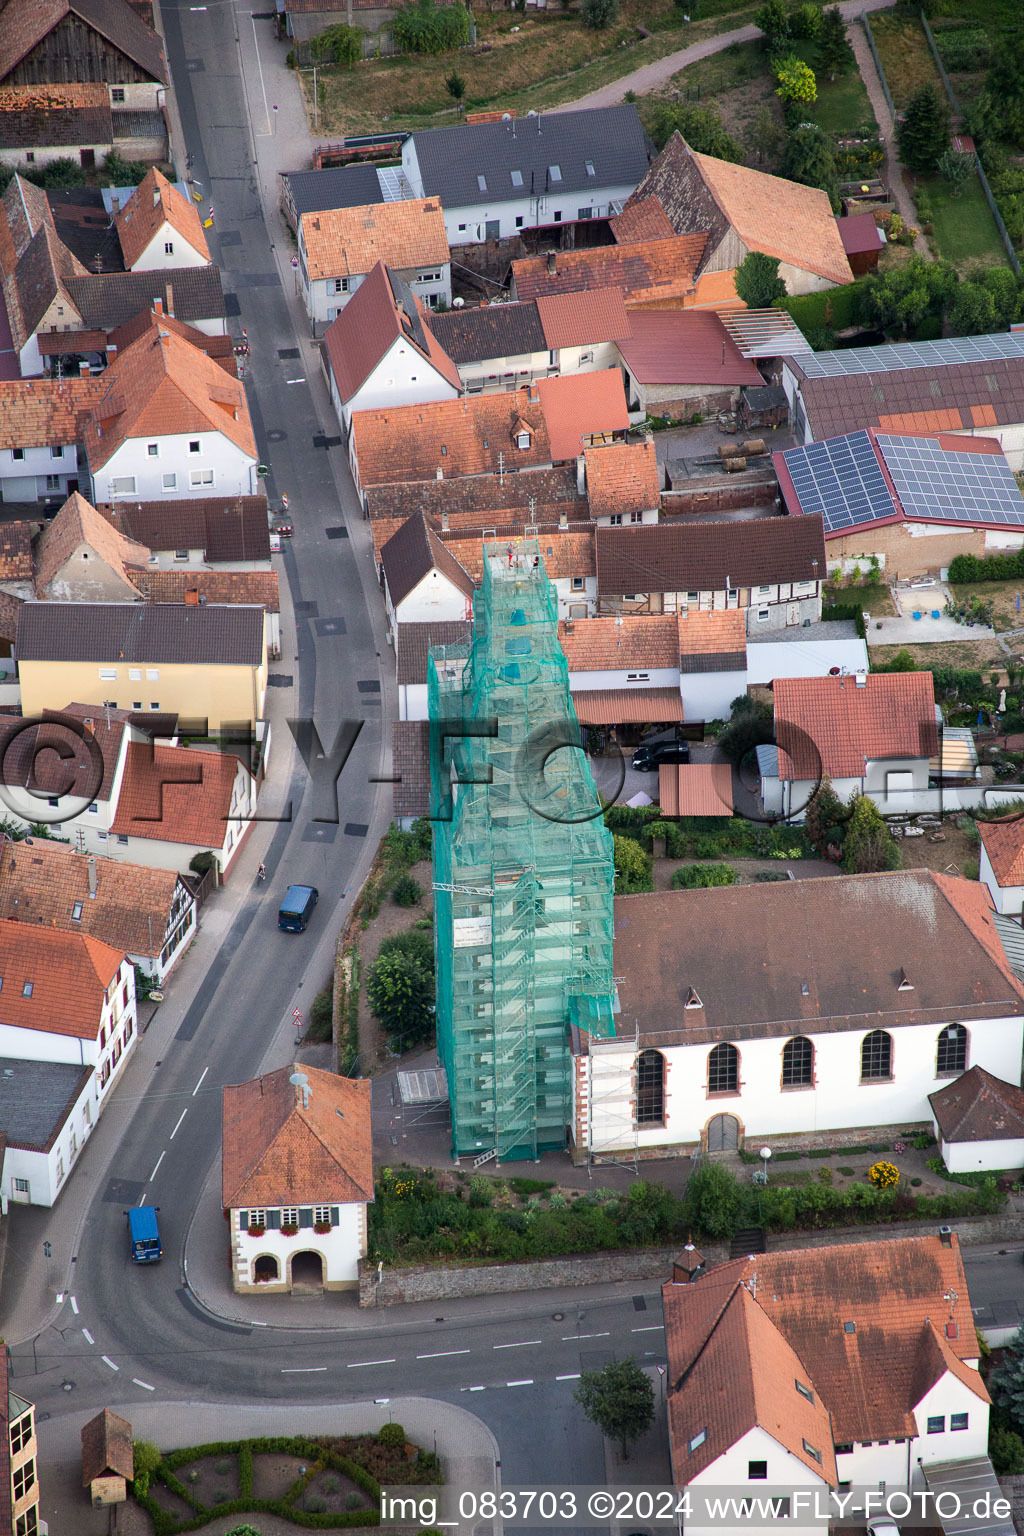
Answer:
top-left (868, 585), bottom-right (995, 646)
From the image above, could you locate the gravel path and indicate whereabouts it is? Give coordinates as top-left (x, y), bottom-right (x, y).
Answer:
top-left (846, 18), bottom-right (930, 257)
top-left (554, 0), bottom-right (898, 112)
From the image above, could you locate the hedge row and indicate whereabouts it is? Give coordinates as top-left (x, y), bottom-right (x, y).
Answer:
top-left (949, 551), bottom-right (1024, 584)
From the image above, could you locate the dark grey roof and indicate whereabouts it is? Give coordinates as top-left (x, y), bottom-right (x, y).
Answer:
top-left (380, 513), bottom-right (474, 609)
top-left (410, 104), bottom-right (649, 210)
top-left (429, 301), bottom-right (546, 365)
top-left (16, 602), bottom-right (264, 666)
top-left (679, 650), bottom-right (746, 673)
top-left (0, 1057), bottom-right (91, 1150)
top-left (106, 495), bottom-right (270, 561)
top-left (284, 164), bottom-right (383, 219)
top-left (47, 187), bottom-right (124, 274)
top-left (65, 266), bottom-right (225, 329)
top-left (396, 619), bottom-right (472, 685)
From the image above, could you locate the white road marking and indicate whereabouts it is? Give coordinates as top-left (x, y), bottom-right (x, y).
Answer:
top-left (469, 1385), bottom-right (485, 1391)
top-left (102, 1356), bottom-right (119, 1370)
top-left (170, 1109), bottom-right (188, 1139)
top-left (286, 378), bottom-right (304, 385)
top-left (70, 1296), bottom-right (79, 1315)
top-left (149, 1152), bottom-right (165, 1181)
top-left (562, 1331), bottom-right (610, 1340)
top-left (347, 1358), bottom-right (395, 1368)
top-left (493, 1339), bottom-right (541, 1350)
top-left (133, 1379), bottom-right (155, 1391)
top-left (556, 1373), bottom-right (581, 1381)
top-left (506, 1379), bottom-right (533, 1387)
top-left (82, 1328), bottom-right (94, 1344)
top-left (192, 1067), bottom-right (208, 1096)
top-left (632, 1325), bottom-right (664, 1333)
top-left (417, 1349), bottom-right (470, 1359)
top-left (250, 14), bottom-right (270, 130)
top-left (283, 1366), bottom-right (327, 1373)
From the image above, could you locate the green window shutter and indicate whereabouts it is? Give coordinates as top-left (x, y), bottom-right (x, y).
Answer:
top-left (266, 1210), bottom-right (281, 1230)
top-left (330, 1207), bottom-right (340, 1224)
top-left (298, 1207), bottom-right (314, 1228)
top-left (239, 1210), bottom-right (248, 1228)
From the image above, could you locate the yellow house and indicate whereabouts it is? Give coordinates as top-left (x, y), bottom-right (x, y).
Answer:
top-left (15, 602), bottom-right (267, 735)
top-left (2, 1346), bottom-right (40, 1536)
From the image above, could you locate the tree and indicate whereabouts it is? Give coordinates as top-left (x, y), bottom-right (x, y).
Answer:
top-left (937, 146), bottom-right (971, 197)
top-left (787, 2), bottom-right (822, 40)
top-left (859, 255), bottom-right (957, 337)
top-left (816, 6), bottom-right (852, 80)
top-left (948, 280), bottom-right (997, 337)
top-left (896, 84), bottom-right (951, 176)
top-left (313, 22), bottom-right (362, 62)
top-left (132, 1441), bottom-right (162, 1498)
top-left (782, 122), bottom-right (837, 201)
top-left (984, 44), bottom-right (1024, 144)
top-left (613, 834), bottom-right (653, 895)
top-left (715, 697), bottom-right (774, 767)
top-left (775, 54), bottom-right (817, 105)
top-left (647, 104), bottom-right (743, 160)
top-left (616, 1180), bottom-right (676, 1244)
top-left (984, 265), bottom-right (1021, 328)
top-left (444, 68), bottom-right (466, 104)
top-left (754, 0), bottom-right (788, 48)
top-left (575, 1359), bottom-right (656, 1459)
top-left (841, 794), bottom-right (902, 874)
top-left (749, 102), bottom-right (784, 164)
top-left (681, 1160), bottom-right (742, 1238)
top-left (990, 1324), bottom-right (1024, 1433)
top-left (734, 251), bottom-right (787, 308)
top-left (803, 772), bottom-right (849, 856)
top-left (366, 948), bottom-right (435, 1050)
top-left (581, 0), bottom-right (619, 28)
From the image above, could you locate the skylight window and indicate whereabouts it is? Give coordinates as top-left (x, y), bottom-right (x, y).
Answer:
top-left (549, 165), bottom-right (562, 182)
top-left (688, 1430), bottom-right (707, 1454)
top-left (22, 982), bottom-right (33, 998)
top-left (795, 1380), bottom-right (814, 1403)
top-left (511, 170), bottom-right (524, 187)
top-left (477, 174), bottom-right (487, 193)
top-left (585, 159), bottom-right (595, 176)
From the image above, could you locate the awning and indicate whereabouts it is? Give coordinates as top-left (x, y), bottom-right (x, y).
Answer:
top-left (397, 1068), bottom-right (449, 1106)
top-left (931, 728), bottom-right (979, 778)
top-left (921, 1457), bottom-right (1015, 1536)
top-left (659, 762), bottom-right (734, 817)
top-left (571, 688), bottom-right (684, 725)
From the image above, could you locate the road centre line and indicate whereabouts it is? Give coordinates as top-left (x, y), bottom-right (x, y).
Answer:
top-left (347, 1359), bottom-right (396, 1368)
top-left (82, 1328), bottom-right (94, 1344)
top-left (102, 1356), bottom-right (119, 1370)
top-left (632, 1325), bottom-right (665, 1332)
top-left (493, 1340), bottom-right (541, 1350)
top-left (192, 1068), bottom-right (208, 1096)
top-left (170, 1109), bottom-right (188, 1139)
top-left (149, 1152), bottom-right (165, 1181)
top-left (283, 1366), bottom-right (327, 1373)
top-left (417, 1349), bottom-right (471, 1359)
top-left (506, 1379), bottom-right (533, 1387)
top-left (562, 1331), bottom-right (610, 1340)
top-left (133, 1379), bottom-right (156, 1391)
top-left (556, 1373), bottom-right (581, 1381)
top-left (70, 1297), bottom-right (79, 1315)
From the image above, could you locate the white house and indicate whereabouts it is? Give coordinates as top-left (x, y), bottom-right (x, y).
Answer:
top-left (665, 1231), bottom-right (994, 1536)
top-left (222, 1062), bottom-right (373, 1294)
top-left (0, 921), bottom-right (137, 1206)
top-left (0, 376), bottom-right (105, 504)
top-left (83, 322), bottom-right (258, 504)
top-left (401, 104), bottom-right (651, 248)
top-left (930, 1066), bottom-right (1024, 1174)
top-left (379, 513), bottom-right (474, 634)
top-left (979, 816), bottom-right (1024, 915)
top-left (745, 626), bottom-right (869, 688)
top-left (0, 1057), bottom-right (96, 1211)
top-left (299, 199), bottom-right (450, 333)
top-left (115, 169), bottom-right (211, 272)
top-left (579, 870), bottom-right (1024, 1163)
top-left (321, 263), bottom-right (460, 435)
top-left (583, 440), bottom-right (661, 528)
top-left (0, 704), bottom-right (137, 853)
top-left (109, 741), bottom-right (258, 878)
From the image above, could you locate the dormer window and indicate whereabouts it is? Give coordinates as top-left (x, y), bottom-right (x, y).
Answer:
top-left (515, 431), bottom-right (531, 449)
top-left (802, 1440), bottom-right (822, 1464)
top-left (71, 902), bottom-right (83, 920)
top-left (585, 159), bottom-right (595, 176)
top-left (795, 1379), bottom-right (814, 1403)
top-left (684, 988), bottom-right (702, 1009)
top-left (897, 968), bottom-right (913, 991)
top-left (22, 982), bottom-right (33, 998)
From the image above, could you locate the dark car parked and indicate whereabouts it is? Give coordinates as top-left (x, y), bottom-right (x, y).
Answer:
top-left (631, 740), bottom-right (691, 771)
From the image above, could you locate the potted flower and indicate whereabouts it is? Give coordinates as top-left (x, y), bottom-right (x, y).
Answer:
top-left (281, 1223), bottom-right (299, 1237)
top-left (247, 1223), bottom-right (265, 1237)
top-left (313, 1221), bottom-right (331, 1235)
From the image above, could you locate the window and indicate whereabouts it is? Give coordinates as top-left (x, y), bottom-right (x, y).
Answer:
top-left (281, 1206), bottom-right (298, 1226)
top-left (24, 152), bottom-right (34, 164)
top-left (687, 591), bottom-right (699, 603)
top-left (636, 1049), bottom-right (665, 1125)
top-left (951, 1414), bottom-right (969, 1431)
top-left (795, 1379), bottom-right (814, 1403)
top-left (117, 833), bottom-right (129, 844)
top-left (149, 702), bottom-right (161, 711)
top-left (9, 1412), bottom-right (32, 1454)
top-left (11, 448), bottom-right (24, 461)
top-left (16, 1506), bottom-right (38, 1535)
top-left (50, 445), bottom-right (62, 459)
top-left (515, 216), bottom-right (524, 229)
top-left (111, 86), bottom-right (125, 102)
top-left (190, 469), bottom-right (214, 487)
top-left (515, 432), bottom-right (531, 450)
top-left (162, 472), bottom-right (177, 490)
top-left (332, 277), bottom-right (349, 294)
top-left (418, 270), bottom-right (443, 284)
top-left (174, 548), bottom-right (189, 560)
top-left (708, 1041), bottom-right (738, 1094)
top-left (554, 211), bottom-right (562, 222)
top-left (759, 585), bottom-right (772, 595)
top-left (109, 476), bottom-right (136, 495)
top-left (577, 207), bottom-right (593, 220)
top-left (608, 513), bottom-right (623, 526)
top-left (147, 442), bottom-right (159, 457)
top-left (802, 1441), bottom-right (822, 1464)
top-left (21, 982), bottom-right (32, 998)
top-left (757, 608), bottom-right (770, 621)
top-left (45, 474), bottom-right (62, 492)
top-left (458, 223), bottom-right (467, 232)
top-left (861, 1029), bottom-right (892, 1081)
top-left (927, 1416), bottom-right (945, 1434)
top-left (164, 241), bottom-right (174, 255)
top-left (510, 170), bottom-right (524, 187)
top-left (87, 803), bottom-right (98, 814)
top-left (585, 159), bottom-right (595, 176)
top-left (146, 668), bottom-right (159, 681)
top-left (71, 902), bottom-right (83, 921)
top-left (726, 588), bottom-right (739, 605)
top-left (688, 1430), bottom-right (707, 1454)
top-left (313, 1204), bottom-right (331, 1224)
top-left (477, 174), bottom-right (487, 192)
top-left (189, 440), bottom-right (201, 453)
top-left (782, 1036), bottom-right (813, 1087)
top-left (937, 1023), bottom-right (967, 1076)
top-left (132, 700), bottom-right (142, 710)
top-left (56, 1151), bottom-right (65, 1179)
top-left (748, 1462), bottom-right (767, 1480)
top-left (571, 576), bottom-right (584, 591)
top-left (245, 1208), bottom-right (266, 1228)
top-left (12, 1459), bottom-right (35, 1501)
top-left (128, 667), bottom-right (142, 681)
top-left (99, 668), bottom-right (117, 680)
top-left (835, 1443), bottom-right (853, 1455)
top-left (549, 165), bottom-right (562, 182)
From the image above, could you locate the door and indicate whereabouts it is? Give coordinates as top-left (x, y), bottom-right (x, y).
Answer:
top-left (707, 1114), bottom-right (739, 1153)
top-left (485, 220), bottom-right (500, 242)
top-left (80, 148), bottom-right (95, 169)
top-left (12, 1177), bottom-right (30, 1203)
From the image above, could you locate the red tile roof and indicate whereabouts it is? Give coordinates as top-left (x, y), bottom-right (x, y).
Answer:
top-left (35, 489), bottom-right (149, 596)
top-left (617, 308), bottom-right (762, 388)
top-left (0, 703), bottom-right (132, 802)
top-left (0, 916), bottom-right (125, 1038)
top-left (774, 672), bottom-right (938, 781)
top-left (534, 288), bottom-right (632, 351)
top-left (321, 260), bottom-right (460, 406)
top-left (572, 687), bottom-right (684, 725)
top-left (300, 199), bottom-right (447, 281)
top-left (351, 388), bottom-right (552, 488)
top-left (584, 440), bottom-right (660, 517)
top-left (559, 614), bottom-right (679, 671)
top-left (610, 195), bottom-right (675, 245)
top-left (536, 369), bottom-right (629, 462)
top-left (659, 762), bottom-right (733, 816)
top-left (222, 1060), bottom-right (373, 1207)
top-left (677, 607), bottom-right (748, 657)
top-left (111, 741), bottom-right (249, 848)
top-left (512, 235), bottom-right (707, 307)
top-left (133, 569), bottom-right (280, 609)
top-left (116, 168), bottom-right (209, 270)
top-left (979, 815), bottom-right (1024, 888)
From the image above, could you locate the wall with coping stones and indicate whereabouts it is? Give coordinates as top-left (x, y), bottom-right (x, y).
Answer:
top-left (359, 1212), bottom-right (1021, 1306)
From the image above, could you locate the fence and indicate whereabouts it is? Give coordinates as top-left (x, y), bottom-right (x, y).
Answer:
top-left (918, 9), bottom-right (1020, 276)
top-left (861, 14), bottom-right (894, 125)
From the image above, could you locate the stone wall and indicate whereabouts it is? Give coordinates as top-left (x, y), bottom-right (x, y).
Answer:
top-left (661, 479), bottom-right (778, 515)
top-left (359, 1212), bottom-right (1023, 1306)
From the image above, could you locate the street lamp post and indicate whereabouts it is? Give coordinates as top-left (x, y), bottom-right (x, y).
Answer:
top-left (759, 1146), bottom-right (772, 1184)
top-left (300, 1467), bottom-right (307, 1511)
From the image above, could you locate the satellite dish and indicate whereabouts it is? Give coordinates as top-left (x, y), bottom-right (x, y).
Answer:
top-left (452, 296), bottom-right (465, 307)
top-left (527, 109), bottom-right (538, 117)
top-left (501, 112), bottom-right (512, 121)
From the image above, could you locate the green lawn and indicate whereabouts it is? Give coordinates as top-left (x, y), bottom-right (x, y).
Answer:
top-left (868, 11), bottom-right (942, 109)
top-left (789, 40), bottom-right (876, 135)
top-left (920, 173), bottom-right (1007, 270)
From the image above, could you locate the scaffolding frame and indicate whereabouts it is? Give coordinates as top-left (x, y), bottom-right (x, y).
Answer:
top-left (587, 1024), bottom-right (639, 1174)
top-left (430, 538), bottom-right (617, 1162)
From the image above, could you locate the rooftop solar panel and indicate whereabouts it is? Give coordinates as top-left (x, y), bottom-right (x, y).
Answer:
top-left (794, 331), bottom-right (1024, 380)
top-left (875, 433), bottom-right (1024, 527)
top-left (780, 430), bottom-right (895, 533)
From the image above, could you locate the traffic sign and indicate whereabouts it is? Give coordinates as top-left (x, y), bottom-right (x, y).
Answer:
top-left (256, 464), bottom-right (269, 477)
top-left (292, 1008), bottom-right (303, 1021)
top-left (291, 257), bottom-right (299, 269)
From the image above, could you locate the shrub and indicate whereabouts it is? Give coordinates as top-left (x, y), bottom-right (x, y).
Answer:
top-left (307, 985), bottom-right (333, 1042)
top-left (672, 863), bottom-right (737, 888)
top-left (734, 251), bottom-right (787, 308)
top-left (990, 1427), bottom-right (1024, 1475)
top-left (189, 850), bottom-right (218, 876)
top-left (868, 1160), bottom-right (899, 1189)
top-left (683, 1161), bottom-right (742, 1238)
top-left (774, 53), bottom-right (817, 103)
top-left (898, 84), bottom-right (951, 176)
top-left (581, 0), bottom-right (619, 28)
top-left (393, 0), bottom-right (470, 53)
top-left (378, 1421), bottom-right (407, 1447)
top-left (614, 835), bottom-right (653, 895)
top-left (910, 1177), bottom-right (922, 1187)
top-left (818, 1166), bottom-right (833, 1184)
top-left (312, 21), bottom-right (363, 61)
top-left (392, 873), bottom-right (422, 907)
top-left (837, 1167), bottom-right (855, 1176)
top-left (366, 949), bottom-right (434, 1051)
top-left (132, 1440), bottom-right (162, 1499)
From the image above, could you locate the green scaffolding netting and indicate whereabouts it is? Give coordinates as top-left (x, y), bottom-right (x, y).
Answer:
top-left (429, 538), bottom-right (617, 1161)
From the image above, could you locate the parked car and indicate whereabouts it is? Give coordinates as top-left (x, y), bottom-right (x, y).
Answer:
top-left (271, 518), bottom-right (293, 537)
top-left (631, 740), bottom-right (690, 771)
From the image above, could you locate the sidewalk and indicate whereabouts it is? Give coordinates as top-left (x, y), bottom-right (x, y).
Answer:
top-left (37, 1396), bottom-right (499, 1536)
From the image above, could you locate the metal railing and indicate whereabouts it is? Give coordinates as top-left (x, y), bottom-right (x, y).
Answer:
top-left (862, 14), bottom-right (895, 126)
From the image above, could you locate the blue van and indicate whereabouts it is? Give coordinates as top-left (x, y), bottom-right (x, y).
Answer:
top-left (127, 1205), bottom-right (162, 1262)
top-left (278, 884), bottom-right (319, 932)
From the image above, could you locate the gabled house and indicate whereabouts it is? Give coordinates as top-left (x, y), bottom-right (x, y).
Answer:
top-left (559, 613), bottom-right (685, 734)
top-left (81, 1408), bottom-right (134, 1509)
top-left (676, 607), bottom-right (748, 720)
top-left (616, 308), bottom-right (762, 421)
top-left (979, 815), bottom-right (1024, 916)
top-left (35, 488), bottom-right (149, 599)
top-left (0, 0), bottom-right (167, 111)
top-left (110, 738), bottom-right (257, 876)
top-left (100, 493), bottom-right (271, 568)
top-left (930, 1065), bottom-right (1024, 1174)
top-left (401, 104), bottom-right (651, 248)
top-left (626, 132), bottom-right (854, 297)
top-left (535, 369), bottom-right (630, 463)
top-left (363, 465), bottom-right (586, 543)
top-left (762, 671), bottom-right (939, 822)
top-left (82, 319), bottom-right (257, 502)
top-left (299, 197), bottom-right (450, 331)
top-left (0, 1351), bottom-right (40, 1535)
top-left (114, 168), bottom-right (210, 272)
top-left (132, 568), bottom-right (281, 661)
top-left (0, 373), bottom-right (105, 503)
top-left (0, 703), bottom-right (136, 849)
top-left (664, 1233), bottom-right (992, 1527)
top-left (396, 618), bottom-right (472, 722)
top-left (582, 440), bottom-right (661, 526)
top-left (222, 1061), bottom-right (373, 1294)
top-left (320, 262), bottom-right (460, 434)
top-left (15, 601), bottom-right (268, 733)
top-left (0, 837), bottom-right (196, 982)
top-left (594, 516), bottom-right (827, 630)
top-left (0, 173), bottom-right (91, 374)
top-left (423, 526), bottom-right (597, 623)
top-left (511, 235), bottom-right (708, 310)
top-left (0, 83), bottom-right (115, 173)
top-left (379, 512), bottom-right (474, 631)
top-left (0, 919), bottom-right (137, 1206)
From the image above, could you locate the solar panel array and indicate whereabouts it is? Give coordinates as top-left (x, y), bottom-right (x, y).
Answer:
top-left (795, 331), bottom-right (1024, 380)
top-left (780, 430), bottom-right (894, 533)
top-left (876, 433), bottom-right (1024, 526)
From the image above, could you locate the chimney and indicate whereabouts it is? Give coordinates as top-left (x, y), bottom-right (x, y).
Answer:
top-left (577, 453), bottom-right (587, 497)
top-left (88, 856), bottom-right (98, 900)
top-left (80, 361), bottom-right (91, 377)
top-left (441, 511), bottom-right (449, 531)
top-left (185, 587), bottom-right (200, 605)
top-left (939, 1225), bottom-right (953, 1248)
top-left (558, 510), bottom-right (568, 530)
top-left (547, 251), bottom-right (556, 275)
top-left (110, 194), bottom-right (120, 215)
top-left (82, 716), bottom-right (95, 737)
top-left (855, 671), bottom-right (867, 688)
top-left (154, 297), bottom-right (163, 317)
top-left (106, 343), bottom-right (117, 367)
top-left (672, 1244), bottom-right (706, 1284)
top-left (436, 465), bottom-right (443, 481)
top-left (165, 283), bottom-right (174, 319)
